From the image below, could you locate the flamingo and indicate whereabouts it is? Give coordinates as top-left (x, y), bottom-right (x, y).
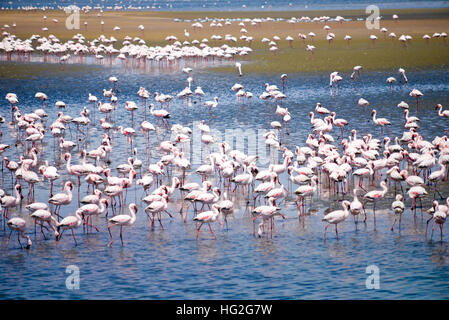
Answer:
top-left (76, 198), bottom-right (108, 233)
top-left (294, 176), bottom-right (318, 219)
top-left (215, 193), bottom-right (234, 230)
top-left (149, 104), bottom-right (170, 127)
top-left (391, 194), bottom-right (405, 231)
top-left (64, 153), bottom-right (86, 202)
top-left (429, 204), bottom-right (447, 241)
top-left (204, 97), bottom-right (218, 119)
top-left (363, 180), bottom-right (388, 225)
top-left (322, 200), bottom-right (351, 241)
top-left (48, 181), bottom-right (73, 220)
top-left (408, 185), bottom-right (428, 215)
top-left (57, 210), bottom-right (83, 246)
top-left (409, 89), bottom-right (423, 113)
top-left (281, 74), bottom-right (287, 92)
top-left (252, 197), bottom-right (285, 238)
top-left (371, 109), bottom-right (392, 137)
top-left (118, 126), bottom-right (136, 150)
top-left (1, 184), bottom-right (22, 228)
top-left (125, 101), bottom-right (138, 122)
top-left (428, 161), bottom-right (446, 199)
top-left (235, 62), bottom-right (242, 76)
top-left (193, 204), bottom-right (222, 239)
top-left (6, 217), bottom-right (32, 249)
top-left (350, 188), bottom-right (364, 230)
top-left (144, 194), bottom-right (172, 230)
top-left (39, 161), bottom-right (59, 197)
top-left (30, 209), bottom-right (59, 240)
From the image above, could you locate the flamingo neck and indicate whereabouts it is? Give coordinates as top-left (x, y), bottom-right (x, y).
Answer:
top-left (66, 185), bottom-right (73, 200)
top-left (15, 187), bottom-right (21, 202)
top-left (66, 155), bottom-right (71, 172)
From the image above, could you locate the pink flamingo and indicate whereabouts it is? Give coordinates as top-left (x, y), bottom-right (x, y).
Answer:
top-left (430, 205), bottom-right (447, 241)
top-left (39, 161), bottom-right (60, 197)
top-left (6, 217), bottom-right (32, 249)
top-left (371, 109), bottom-right (392, 137)
top-left (363, 180), bottom-right (388, 226)
top-left (56, 210), bottom-right (83, 246)
top-left (193, 204), bottom-right (222, 240)
top-left (76, 198), bottom-right (108, 233)
top-left (64, 153), bottom-right (87, 202)
top-left (294, 177), bottom-right (318, 220)
top-left (408, 185), bottom-right (427, 216)
top-left (409, 89), bottom-right (423, 113)
top-left (48, 181), bottom-right (73, 220)
top-left (252, 197), bottom-right (285, 238)
top-left (350, 189), bottom-right (364, 230)
top-left (144, 194), bottom-right (172, 230)
top-left (107, 203), bottom-right (138, 246)
top-left (322, 200), bottom-right (351, 241)
top-left (1, 184), bottom-right (22, 229)
top-left (391, 194), bottom-right (405, 231)
top-left (118, 126), bottom-right (136, 151)
top-left (149, 104), bottom-right (170, 127)
top-left (30, 209), bottom-right (59, 240)
top-left (125, 101), bottom-right (138, 123)
top-left (204, 97), bottom-right (218, 119)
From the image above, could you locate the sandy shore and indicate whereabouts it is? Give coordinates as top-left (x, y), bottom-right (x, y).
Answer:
top-left (0, 8), bottom-right (448, 73)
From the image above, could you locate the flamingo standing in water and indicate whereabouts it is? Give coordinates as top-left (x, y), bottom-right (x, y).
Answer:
top-left (57, 209), bottom-right (83, 246)
top-left (371, 109), bottom-right (392, 137)
top-left (252, 197), bottom-right (285, 239)
top-left (149, 104), bottom-right (170, 127)
top-left (6, 217), bottom-right (32, 249)
top-left (107, 203), bottom-right (138, 246)
top-left (125, 101), bottom-right (138, 123)
top-left (204, 97), bottom-right (218, 119)
top-left (409, 89), bottom-right (423, 113)
top-left (48, 181), bottom-right (73, 220)
top-left (144, 194), bottom-right (172, 230)
top-left (235, 62), bottom-right (242, 76)
top-left (429, 204), bottom-right (447, 242)
top-left (322, 200), bottom-right (351, 241)
top-left (64, 153), bottom-right (86, 203)
top-left (294, 176), bottom-right (318, 220)
top-left (391, 194), bottom-right (405, 231)
top-left (408, 185), bottom-right (427, 216)
top-left (363, 180), bottom-right (388, 226)
top-left (39, 161), bottom-right (60, 197)
top-left (76, 198), bottom-right (108, 233)
top-left (118, 126), bottom-right (136, 151)
top-left (398, 68), bottom-right (408, 84)
top-left (1, 184), bottom-right (22, 228)
top-left (350, 188), bottom-right (364, 230)
top-left (193, 204), bottom-right (222, 240)
top-left (428, 160), bottom-right (446, 199)
top-left (281, 74), bottom-right (287, 92)
top-left (435, 104), bottom-right (449, 135)
top-left (30, 209), bottom-right (59, 240)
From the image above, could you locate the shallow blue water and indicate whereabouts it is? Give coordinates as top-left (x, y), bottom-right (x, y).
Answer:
top-left (1, 61), bottom-right (449, 299)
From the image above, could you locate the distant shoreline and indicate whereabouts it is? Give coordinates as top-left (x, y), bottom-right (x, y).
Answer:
top-left (0, 7), bottom-right (449, 19)
top-left (1, 7), bottom-right (448, 73)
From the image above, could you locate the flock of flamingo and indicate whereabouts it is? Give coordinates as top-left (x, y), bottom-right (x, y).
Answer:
top-left (1, 11), bottom-right (447, 70)
top-left (1, 61), bottom-right (449, 251)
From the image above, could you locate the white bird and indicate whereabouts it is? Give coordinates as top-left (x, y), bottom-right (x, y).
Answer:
top-left (7, 217), bottom-right (32, 249)
top-left (322, 200), bottom-right (351, 240)
top-left (107, 203), bottom-right (138, 246)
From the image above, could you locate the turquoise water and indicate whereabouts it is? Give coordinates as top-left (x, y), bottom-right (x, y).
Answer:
top-left (1, 62), bottom-right (449, 299)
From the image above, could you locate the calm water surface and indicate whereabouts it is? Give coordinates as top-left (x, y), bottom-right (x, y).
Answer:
top-left (1, 62), bottom-right (449, 299)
